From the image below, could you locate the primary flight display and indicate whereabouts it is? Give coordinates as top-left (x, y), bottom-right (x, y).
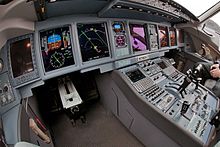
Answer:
top-left (40, 26), bottom-right (75, 72)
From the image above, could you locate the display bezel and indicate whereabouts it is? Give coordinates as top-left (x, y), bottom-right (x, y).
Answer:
top-left (8, 34), bottom-right (39, 87)
top-left (39, 25), bottom-right (76, 73)
top-left (76, 22), bottom-right (111, 63)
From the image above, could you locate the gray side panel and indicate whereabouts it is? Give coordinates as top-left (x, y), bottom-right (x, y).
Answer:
top-left (2, 104), bottom-right (20, 144)
top-left (20, 105), bottom-right (30, 142)
top-left (96, 73), bottom-right (180, 147)
top-left (110, 70), bottom-right (202, 147)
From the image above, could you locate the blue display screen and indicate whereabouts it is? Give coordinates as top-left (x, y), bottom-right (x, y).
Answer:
top-left (48, 34), bottom-right (61, 44)
top-left (114, 24), bottom-right (121, 29)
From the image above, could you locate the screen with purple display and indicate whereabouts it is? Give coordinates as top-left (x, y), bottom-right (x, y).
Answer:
top-left (129, 24), bottom-right (148, 52)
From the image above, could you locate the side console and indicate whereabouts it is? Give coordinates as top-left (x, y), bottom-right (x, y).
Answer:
top-left (117, 57), bottom-right (218, 146)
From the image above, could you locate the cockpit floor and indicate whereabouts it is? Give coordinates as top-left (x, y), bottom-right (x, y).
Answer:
top-left (49, 102), bottom-right (144, 147)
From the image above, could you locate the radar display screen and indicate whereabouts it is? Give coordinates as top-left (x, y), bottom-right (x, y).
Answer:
top-left (126, 69), bottom-right (145, 83)
top-left (77, 23), bottom-right (110, 62)
top-left (10, 38), bottom-right (34, 78)
top-left (40, 26), bottom-right (74, 72)
top-left (158, 26), bottom-right (169, 48)
top-left (129, 24), bottom-right (148, 52)
top-left (169, 27), bottom-right (177, 46)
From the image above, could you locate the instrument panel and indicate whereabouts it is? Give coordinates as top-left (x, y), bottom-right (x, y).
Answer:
top-left (8, 17), bottom-right (183, 84)
top-left (35, 17), bottom-right (181, 80)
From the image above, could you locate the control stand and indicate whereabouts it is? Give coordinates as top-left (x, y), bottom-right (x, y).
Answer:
top-left (58, 77), bottom-right (86, 126)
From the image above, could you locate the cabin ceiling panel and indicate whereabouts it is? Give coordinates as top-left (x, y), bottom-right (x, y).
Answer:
top-left (0, 0), bottom-right (36, 50)
top-left (100, 7), bottom-right (182, 23)
top-left (0, 0), bottom-right (37, 21)
top-left (46, 0), bottom-right (111, 18)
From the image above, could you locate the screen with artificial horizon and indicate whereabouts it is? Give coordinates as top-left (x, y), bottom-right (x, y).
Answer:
top-left (40, 26), bottom-right (75, 72)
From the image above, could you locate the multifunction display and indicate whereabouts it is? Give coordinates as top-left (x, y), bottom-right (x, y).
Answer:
top-left (77, 23), bottom-right (110, 62)
top-left (40, 26), bottom-right (74, 72)
top-left (169, 27), bottom-right (177, 46)
top-left (129, 24), bottom-right (148, 52)
top-left (126, 69), bottom-right (145, 83)
top-left (158, 26), bottom-right (169, 48)
top-left (10, 38), bottom-right (34, 78)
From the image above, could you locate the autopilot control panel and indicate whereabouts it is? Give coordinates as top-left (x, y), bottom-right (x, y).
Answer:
top-left (120, 57), bottom-right (218, 143)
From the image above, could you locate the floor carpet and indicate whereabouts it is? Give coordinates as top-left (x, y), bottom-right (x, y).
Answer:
top-left (49, 102), bottom-right (144, 147)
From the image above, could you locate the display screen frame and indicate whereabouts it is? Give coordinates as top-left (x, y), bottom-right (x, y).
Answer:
top-left (39, 25), bottom-right (75, 73)
top-left (8, 34), bottom-right (39, 87)
top-left (158, 25), bottom-right (169, 48)
top-left (129, 23), bottom-right (149, 53)
top-left (77, 22), bottom-right (111, 63)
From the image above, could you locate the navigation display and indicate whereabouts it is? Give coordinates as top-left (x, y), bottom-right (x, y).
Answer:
top-left (129, 24), bottom-right (148, 52)
top-left (77, 23), bottom-right (110, 62)
top-left (40, 26), bottom-right (74, 72)
top-left (158, 26), bottom-right (169, 48)
top-left (10, 38), bottom-right (34, 78)
top-left (169, 27), bottom-right (177, 46)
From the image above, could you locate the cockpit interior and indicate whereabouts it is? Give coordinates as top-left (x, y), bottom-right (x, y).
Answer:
top-left (0, 0), bottom-right (220, 147)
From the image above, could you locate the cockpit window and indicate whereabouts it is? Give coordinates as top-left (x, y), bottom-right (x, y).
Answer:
top-left (210, 12), bottom-right (220, 32)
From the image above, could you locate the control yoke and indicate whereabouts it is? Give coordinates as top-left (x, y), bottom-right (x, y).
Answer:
top-left (178, 64), bottom-right (203, 98)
